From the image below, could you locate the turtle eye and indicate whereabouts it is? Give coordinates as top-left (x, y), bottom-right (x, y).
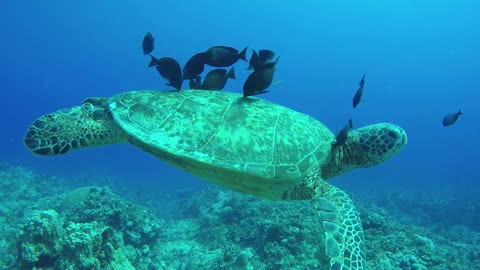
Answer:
top-left (92, 109), bottom-right (106, 120)
top-left (81, 103), bottom-right (108, 120)
top-left (81, 103), bottom-right (95, 116)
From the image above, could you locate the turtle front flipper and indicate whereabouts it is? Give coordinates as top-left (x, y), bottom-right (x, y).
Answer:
top-left (317, 181), bottom-right (366, 270)
top-left (24, 100), bottom-right (128, 156)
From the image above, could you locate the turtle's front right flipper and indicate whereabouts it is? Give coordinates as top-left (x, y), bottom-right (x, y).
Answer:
top-left (316, 181), bottom-right (366, 270)
top-left (24, 102), bottom-right (128, 156)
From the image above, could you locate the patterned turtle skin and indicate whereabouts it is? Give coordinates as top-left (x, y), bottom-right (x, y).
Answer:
top-left (24, 89), bottom-right (408, 270)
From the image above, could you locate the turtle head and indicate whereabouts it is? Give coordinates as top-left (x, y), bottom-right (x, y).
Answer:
top-left (24, 97), bottom-right (128, 156)
top-left (322, 123), bottom-right (407, 179)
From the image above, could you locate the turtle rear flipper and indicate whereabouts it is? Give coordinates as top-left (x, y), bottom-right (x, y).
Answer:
top-left (24, 103), bottom-right (128, 156)
top-left (317, 182), bottom-right (366, 270)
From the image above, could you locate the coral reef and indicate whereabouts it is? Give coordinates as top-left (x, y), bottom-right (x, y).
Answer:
top-left (1, 163), bottom-right (479, 269)
top-left (359, 203), bottom-right (480, 269)
top-left (154, 188), bottom-right (329, 269)
top-left (21, 186), bottom-right (162, 270)
top-left (0, 164), bottom-right (162, 269)
top-left (151, 188), bottom-right (480, 270)
top-left (0, 163), bottom-right (67, 269)
top-left (18, 210), bottom-right (60, 268)
top-left (373, 188), bottom-right (480, 234)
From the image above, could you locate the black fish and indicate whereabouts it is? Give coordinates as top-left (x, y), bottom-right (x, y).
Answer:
top-left (352, 73), bottom-right (366, 108)
top-left (200, 67), bottom-right (236, 90)
top-left (243, 57), bottom-right (279, 97)
top-left (247, 50), bottom-right (259, 70)
top-left (442, 109), bottom-right (463, 127)
top-left (189, 76), bottom-right (201, 89)
top-left (183, 52), bottom-right (211, 80)
top-left (258, 49), bottom-right (275, 64)
top-left (247, 49), bottom-right (276, 70)
top-left (155, 57), bottom-right (183, 90)
top-left (142, 32), bottom-right (155, 55)
top-left (205, 46), bottom-right (248, 67)
top-left (333, 119), bottom-right (353, 148)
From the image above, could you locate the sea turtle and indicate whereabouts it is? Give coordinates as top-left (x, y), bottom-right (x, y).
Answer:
top-left (24, 89), bottom-right (407, 270)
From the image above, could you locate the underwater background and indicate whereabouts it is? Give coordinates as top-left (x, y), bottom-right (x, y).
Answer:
top-left (1, 1), bottom-right (479, 269)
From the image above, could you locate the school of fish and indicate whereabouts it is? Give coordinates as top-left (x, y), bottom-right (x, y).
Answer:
top-left (142, 31), bottom-right (463, 138)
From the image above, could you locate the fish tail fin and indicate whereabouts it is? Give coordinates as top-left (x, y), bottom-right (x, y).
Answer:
top-left (227, 66), bottom-right (236, 80)
top-left (148, 55), bottom-right (158, 67)
top-left (458, 109), bottom-right (463, 115)
top-left (238, 46), bottom-right (248, 62)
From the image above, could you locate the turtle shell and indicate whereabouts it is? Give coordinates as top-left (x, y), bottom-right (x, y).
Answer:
top-left (108, 90), bottom-right (333, 199)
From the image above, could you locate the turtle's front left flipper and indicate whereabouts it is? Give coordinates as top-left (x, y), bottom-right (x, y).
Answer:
top-left (316, 181), bottom-right (366, 270)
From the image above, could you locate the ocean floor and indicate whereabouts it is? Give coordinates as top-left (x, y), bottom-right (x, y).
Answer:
top-left (0, 163), bottom-right (479, 270)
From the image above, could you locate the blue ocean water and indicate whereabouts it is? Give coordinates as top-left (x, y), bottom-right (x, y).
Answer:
top-left (1, 0), bottom-right (478, 195)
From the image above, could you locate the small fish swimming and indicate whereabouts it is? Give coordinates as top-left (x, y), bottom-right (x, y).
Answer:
top-left (142, 32), bottom-right (155, 55)
top-left (333, 119), bottom-right (353, 148)
top-left (442, 109), bottom-right (463, 127)
top-left (200, 67), bottom-right (236, 90)
top-left (243, 57), bottom-right (279, 97)
top-left (352, 73), bottom-right (366, 108)
top-left (205, 46), bottom-right (248, 67)
top-left (247, 49), bottom-right (275, 70)
top-left (155, 57), bottom-right (183, 90)
top-left (183, 52), bottom-right (211, 80)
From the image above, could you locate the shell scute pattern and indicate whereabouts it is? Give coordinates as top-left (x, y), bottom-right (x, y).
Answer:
top-left (112, 90), bottom-right (229, 154)
top-left (202, 98), bottom-right (277, 165)
top-left (110, 90), bottom-right (333, 180)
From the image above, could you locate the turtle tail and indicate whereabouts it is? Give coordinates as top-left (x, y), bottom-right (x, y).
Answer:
top-left (317, 182), bottom-right (366, 270)
top-left (24, 103), bottom-right (128, 156)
